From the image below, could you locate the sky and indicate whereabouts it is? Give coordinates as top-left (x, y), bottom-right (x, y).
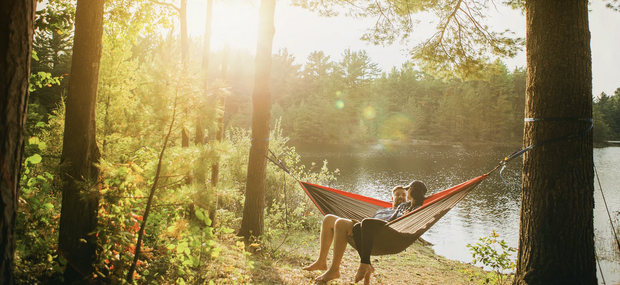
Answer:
top-left (185, 0), bottom-right (620, 97)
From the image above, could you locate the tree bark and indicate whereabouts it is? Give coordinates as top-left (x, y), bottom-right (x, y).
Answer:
top-left (211, 45), bottom-right (229, 188)
top-left (182, 126), bottom-right (190, 147)
top-left (180, 0), bottom-right (188, 67)
top-left (58, 0), bottom-right (105, 283)
top-left (195, 0), bottom-right (213, 147)
top-left (0, 1), bottom-right (36, 284)
top-left (201, 0), bottom-right (213, 89)
top-left (238, 0), bottom-right (276, 239)
top-left (514, 1), bottom-right (595, 284)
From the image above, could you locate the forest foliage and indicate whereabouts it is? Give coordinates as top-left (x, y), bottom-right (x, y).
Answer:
top-left (162, 46), bottom-right (620, 145)
top-left (17, 0), bottom-right (620, 283)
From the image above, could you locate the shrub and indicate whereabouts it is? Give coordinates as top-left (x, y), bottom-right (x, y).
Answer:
top-left (465, 231), bottom-right (516, 285)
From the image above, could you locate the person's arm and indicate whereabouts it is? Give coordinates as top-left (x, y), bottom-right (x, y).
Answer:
top-left (387, 202), bottom-right (408, 222)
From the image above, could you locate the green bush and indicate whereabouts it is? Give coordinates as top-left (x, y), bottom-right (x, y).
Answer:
top-left (465, 231), bottom-right (516, 285)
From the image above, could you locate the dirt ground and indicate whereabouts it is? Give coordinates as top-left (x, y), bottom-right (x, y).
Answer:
top-left (197, 231), bottom-right (499, 285)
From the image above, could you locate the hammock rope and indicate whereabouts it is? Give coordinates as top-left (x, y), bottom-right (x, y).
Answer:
top-left (595, 164), bottom-right (620, 253)
top-left (498, 117), bottom-right (593, 185)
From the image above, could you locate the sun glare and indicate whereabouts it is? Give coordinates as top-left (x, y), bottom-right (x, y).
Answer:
top-left (187, 0), bottom-right (259, 52)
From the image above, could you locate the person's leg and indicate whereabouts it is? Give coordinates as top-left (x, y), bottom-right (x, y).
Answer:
top-left (315, 218), bottom-right (355, 282)
top-left (355, 219), bottom-right (386, 283)
top-left (303, 214), bottom-right (339, 271)
top-left (352, 222), bottom-right (363, 260)
top-left (356, 263), bottom-right (375, 284)
top-left (353, 222), bottom-right (375, 284)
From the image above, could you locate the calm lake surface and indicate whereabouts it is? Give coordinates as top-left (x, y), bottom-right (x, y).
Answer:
top-left (291, 142), bottom-right (620, 284)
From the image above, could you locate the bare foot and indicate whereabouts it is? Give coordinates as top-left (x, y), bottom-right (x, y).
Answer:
top-left (354, 263), bottom-right (374, 283)
top-left (315, 269), bottom-right (340, 283)
top-left (363, 268), bottom-right (373, 285)
top-left (303, 260), bottom-right (328, 271)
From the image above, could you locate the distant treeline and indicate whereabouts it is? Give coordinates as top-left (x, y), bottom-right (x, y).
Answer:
top-left (594, 89), bottom-right (620, 143)
top-left (216, 49), bottom-right (528, 146)
top-left (210, 48), bottom-right (620, 145)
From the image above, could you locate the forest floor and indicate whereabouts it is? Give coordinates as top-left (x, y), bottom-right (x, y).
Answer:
top-left (196, 230), bottom-right (507, 285)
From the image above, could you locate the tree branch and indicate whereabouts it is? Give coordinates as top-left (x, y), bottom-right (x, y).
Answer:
top-left (148, 0), bottom-right (180, 13)
top-left (126, 85), bottom-right (179, 283)
top-left (438, 0), bottom-right (463, 45)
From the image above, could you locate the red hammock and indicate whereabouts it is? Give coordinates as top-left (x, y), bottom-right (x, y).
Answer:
top-left (298, 175), bottom-right (488, 255)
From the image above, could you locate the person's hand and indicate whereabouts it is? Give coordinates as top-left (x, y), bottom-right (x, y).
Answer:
top-left (407, 204), bottom-right (416, 212)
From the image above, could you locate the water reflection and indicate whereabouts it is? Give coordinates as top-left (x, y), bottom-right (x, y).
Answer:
top-left (292, 142), bottom-right (620, 284)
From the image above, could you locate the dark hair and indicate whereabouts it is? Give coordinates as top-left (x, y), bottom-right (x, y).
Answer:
top-left (408, 181), bottom-right (427, 207)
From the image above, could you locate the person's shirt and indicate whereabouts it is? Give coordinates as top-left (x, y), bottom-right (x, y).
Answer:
top-left (387, 201), bottom-right (422, 222)
top-left (372, 207), bottom-right (396, 221)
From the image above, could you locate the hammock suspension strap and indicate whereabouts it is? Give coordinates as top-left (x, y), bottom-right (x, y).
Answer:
top-left (250, 138), bottom-right (293, 177)
top-left (495, 117), bottom-right (593, 185)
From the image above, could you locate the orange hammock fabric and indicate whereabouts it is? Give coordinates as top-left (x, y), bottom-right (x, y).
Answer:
top-left (298, 174), bottom-right (488, 255)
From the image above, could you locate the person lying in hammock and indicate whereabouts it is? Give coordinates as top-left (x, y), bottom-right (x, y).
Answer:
top-left (353, 181), bottom-right (427, 284)
top-left (303, 181), bottom-right (427, 283)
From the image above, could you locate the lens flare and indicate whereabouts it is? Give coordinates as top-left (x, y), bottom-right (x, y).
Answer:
top-left (362, 105), bottom-right (376, 120)
top-left (335, 100), bottom-right (345, 109)
top-left (378, 113), bottom-right (414, 149)
top-left (335, 91), bottom-right (342, 96)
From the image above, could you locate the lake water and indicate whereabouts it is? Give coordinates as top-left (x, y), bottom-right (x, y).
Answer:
top-left (291, 142), bottom-right (620, 284)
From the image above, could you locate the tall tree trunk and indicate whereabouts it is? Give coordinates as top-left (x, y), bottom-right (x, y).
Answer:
top-left (180, 0), bottom-right (188, 66)
top-left (194, 0), bottom-right (213, 187)
top-left (238, 0), bottom-right (276, 239)
top-left (195, 0), bottom-right (213, 147)
top-left (211, 45), bottom-right (229, 188)
top-left (0, 1), bottom-right (36, 284)
top-left (202, 0), bottom-right (213, 90)
top-left (58, 0), bottom-right (105, 283)
top-left (182, 126), bottom-right (190, 147)
top-left (514, 1), bottom-right (595, 284)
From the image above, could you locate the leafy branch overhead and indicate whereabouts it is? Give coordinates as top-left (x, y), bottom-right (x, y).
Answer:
top-left (292, 0), bottom-right (525, 78)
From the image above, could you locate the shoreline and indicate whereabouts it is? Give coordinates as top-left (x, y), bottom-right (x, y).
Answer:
top-left (289, 138), bottom-right (619, 149)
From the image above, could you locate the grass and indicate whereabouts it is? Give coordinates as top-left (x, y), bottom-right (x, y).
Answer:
top-left (192, 230), bottom-right (499, 285)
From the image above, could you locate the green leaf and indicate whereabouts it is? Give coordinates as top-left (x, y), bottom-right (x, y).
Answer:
top-left (28, 154), bottom-right (42, 164)
top-left (37, 71), bottom-right (47, 77)
top-left (176, 242), bottom-right (188, 254)
top-left (211, 247), bottom-right (222, 258)
top-left (32, 51), bottom-right (39, 61)
top-left (27, 177), bottom-right (36, 187)
top-left (182, 259), bottom-right (192, 266)
top-left (36, 122), bottom-right (45, 128)
top-left (38, 142), bottom-right (47, 150)
top-left (58, 255), bottom-right (67, 265)
top-left (166, 244), bottom-right (176, 250)
top-left (204, 216), bottom-right (212, 227)
top-left (221, 227), bottom-right (234, 234)
top-left (190, 239), bottom-right (200, 247)
top-left (195, 209), bottom-right (205, 221)
top-left (204, 227), bottom-right (213, 238)
top-left (28, 137), bottom-right (39, 145)
top-left (190, 256), bottom-right (199, 267)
